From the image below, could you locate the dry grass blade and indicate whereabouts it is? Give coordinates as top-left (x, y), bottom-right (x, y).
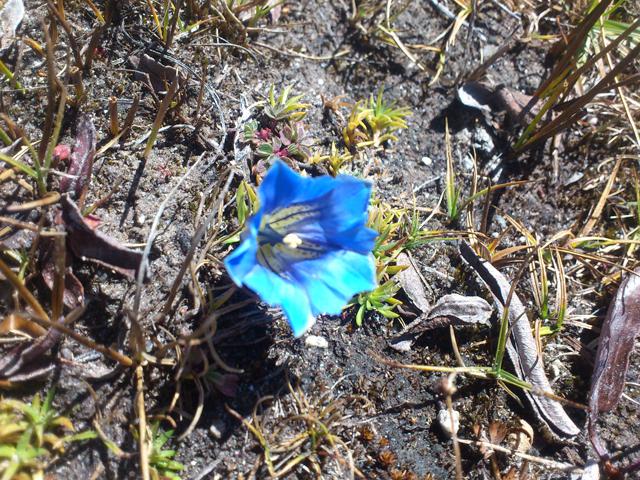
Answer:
top-left (579, 158), bottom-right (621, 237)
top-left (0, 257), bottom-right (49, 324)
top-left (135, 365), bottom-right (150, 480)
top-left (143, 76), bottom-right (179, 160)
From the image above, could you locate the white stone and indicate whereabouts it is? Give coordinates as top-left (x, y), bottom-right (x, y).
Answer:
top-left (437, 408), bottom-right (460, 437)
top-left (305, 335), bottom-right (329, 348)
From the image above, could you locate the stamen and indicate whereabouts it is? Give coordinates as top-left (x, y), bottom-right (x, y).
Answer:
top-left (283, 233), bottom-right (303, 249)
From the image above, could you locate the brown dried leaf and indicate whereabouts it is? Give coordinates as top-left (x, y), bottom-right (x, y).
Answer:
top-left (494, 86), bottom-right (539, 125)
top-left (460, 241), bottom-right (580, 440)
top-left (60, 195), bottom-right (143, 278)
top-left (456, 82), bottom-right (540, 125)
top-left (488, 421), bottom-right (509, 445)
top-left (588, 267), bottom-right (640, 458)
top-left (59, 114), bottom-right (96, 208)
top-left (396, 252), bottom-right (430, 313)
top-left (388, 293), bottom-right (492, 352)
top-left (132, 53), bottom-right (182, 94)
top-left (0, 319), bottom-right (62, 383)
top-left (428, 293), bottom-right (492, 326)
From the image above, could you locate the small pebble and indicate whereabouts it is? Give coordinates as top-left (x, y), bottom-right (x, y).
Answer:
top-left (209, 420), bottom-right (225, 439)
top-left (305, 335), bottom-right (329, 348)
top-left (421, 156), bottom-right (433, 166)
top-left (437, 408), bottom-right (460, 438)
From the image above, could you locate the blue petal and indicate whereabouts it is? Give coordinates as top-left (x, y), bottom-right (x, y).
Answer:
top-left (290, 250), bottom-right (376, 316)
top-left (242, 264), bottom-right (315, 337)
top-left (224, 235), bottom-right (259, 286)
top-left (324, 175), bottom-right (373, 228)
top-left (259, 160), bottom-right (348, 214)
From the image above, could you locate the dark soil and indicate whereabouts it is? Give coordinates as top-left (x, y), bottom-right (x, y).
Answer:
top-left (1, 1), bottom-right (639, 479)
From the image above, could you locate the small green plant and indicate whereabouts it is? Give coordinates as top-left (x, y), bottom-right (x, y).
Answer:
top-left (343, 88), bottom-right (411, 149)
top-left (147, 423), bottom-right (184, 480)
top-left (350, 201), bottom-right (409, 325)
top-left (0, 431), bottom-right (48, 480)
top-left (242, 86), bottom-right (314, 172)
top-left (0, 390), bottom-right (96, 479)
top-left (355, 278), bottom-right (402, 326)
top-left (263, 85), bottom-right (310, 123)
top-left (235, 180), bottom-right (259, 225)
top-left (309, 142), bottom-right (354, 176)
top-left (131, 422), bottom-right (184, 480)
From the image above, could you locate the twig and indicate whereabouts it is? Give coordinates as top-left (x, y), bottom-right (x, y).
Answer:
top-left (456, 437), bottom-right (584, 472)
top-left (135, 365), bottom-right (150, 480)
top-left (143, 76), bottom-right (179, 159)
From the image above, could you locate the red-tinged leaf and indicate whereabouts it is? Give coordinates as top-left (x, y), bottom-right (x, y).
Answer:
top-left (588, 267), bottom-right (640, 459)
top-left (133, 53), bottom-right (180, 94)
top-left (83, 213), bottom-right (102, 230)
top-left (59, 114), bottom-right (96, 208)
top-left (60, 195), bottom-right (143, 278)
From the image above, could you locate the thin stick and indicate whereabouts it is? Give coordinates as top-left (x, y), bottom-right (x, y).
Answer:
top-left (136, 365), bottom-right (150, 480)
top-left (160, 170), bottom-right (234, 316)
top-left (26, 313), bottom-right (134, 366)
top-left (0, 258), bottom-right (49, 323)
top-left (143, 76), bottom-right (179, 160)
top-left (457, 437), bottom-right (583, 472)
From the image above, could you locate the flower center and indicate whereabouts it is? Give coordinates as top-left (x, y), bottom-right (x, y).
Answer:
top-left (282, 233), bottom-right (302, 249)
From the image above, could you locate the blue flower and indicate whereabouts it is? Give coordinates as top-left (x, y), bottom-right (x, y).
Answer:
top-left (224, 160), bottom-right (377, 337)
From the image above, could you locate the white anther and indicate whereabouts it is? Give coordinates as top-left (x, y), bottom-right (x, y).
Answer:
top-left (283, 233), bottom-right (303, 249)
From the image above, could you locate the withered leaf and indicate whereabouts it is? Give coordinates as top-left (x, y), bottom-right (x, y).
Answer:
top-left (588, 267), bottom-right (640, 458)
top-left (396, 252), bottom-right (430, 314)
top-left (132, 53), bottom-right (182, 94)
top-left (60, 195), bottom-right (143, 278)
top-left (457, 82), bottom-right (495, 112)
top-left (456, 82), bottom-right (540, 126)
top-left (460, 241), bottom-right (580, 440)
top-left (59, 114), bottom-right (96, 208)
top-left (0, 319), bottom-right (62, 383)
top-left (389, 293), bottom-right (492, 352)
top-left (429, 293), bottom-right (492, 326)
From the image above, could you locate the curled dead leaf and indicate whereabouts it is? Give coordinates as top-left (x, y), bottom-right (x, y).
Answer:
top-left (60, 195), bottom-right (143, 278)
top-left (396, 251), bottom-right (430, 314)
top-left (59, 114), bottom-right (96, 207)
top-left (389, 293), bottom-right (492, 352)
top-left (588, 266), bottom-right (640, 459)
